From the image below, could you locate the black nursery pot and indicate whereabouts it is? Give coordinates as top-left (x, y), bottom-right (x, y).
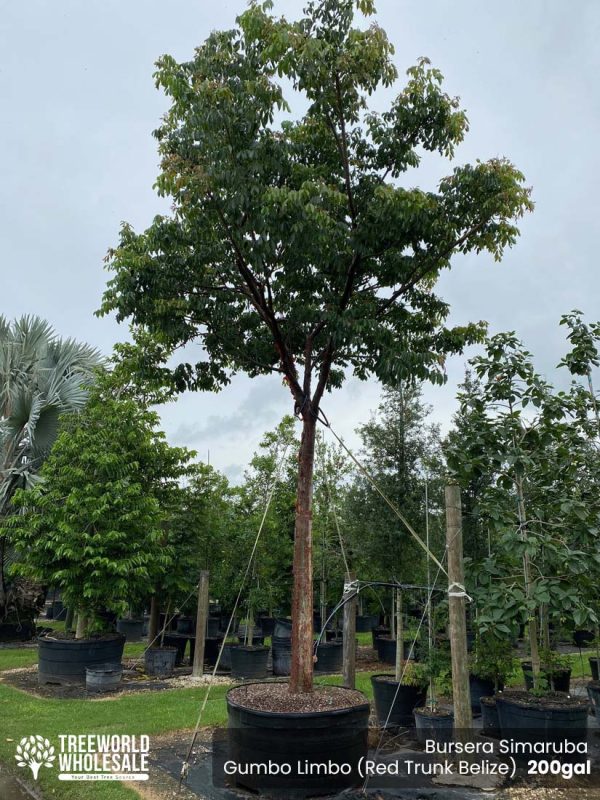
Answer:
top-left (272, 636), bottom-right (292, 676)
top-left (144, 646), bottom-right (177, 677)
top-left (590, 657), bottom-right (599, 682)
top-left (176, 616), bottom-right (195, 635)
top-left (372, 626), bottom-right (390, 650)
top-left (495, 692), bottom-right (588, 749)
top-left (480, 696), bottom-right (501, 738)
top-left (259, 616), bottom-right (276, 637)
top-left (38, 633), bottom-right (125, 684)
top-left (573, 629), bottom-right (594, 648)
top-left (190, 635), bottom-right (224, 668)
top-left (0, 621), bottom-right (35, 642)
top-left (376, 637), bottom-right (414, 665)
top-left (469, 675), bottom-right (504, 714)
top-left (229, 645), bottom-right (269, 680)
top-left (162, 633), bottom-right (188, 666)
top-left (226, 684), bottom-right (369, 798)
top-left (314, 641), bottom-right (343, 673)
top-left (413, 707), bottom-right (454, 743)
top-left (371, 674), bottom-right (427, 729)
top-left (116, 618), bottom-right (144, 642)
top-left (356, 614), bottom-right (378, 633)
top-left (522, 663), bottom-right (571, 693)
top-left (274, 618), bottom-right (293, 638)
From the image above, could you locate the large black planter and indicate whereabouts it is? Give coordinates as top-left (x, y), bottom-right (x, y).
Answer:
top-left (259, 616), bottom-right (276, 637)
top-left (177, 616), bottom-right (195, 635)
top-left (371, 674), bottom-right (427, 729)
top-left (273, 618), bottom-right (292, 639)
top-left (38, 634), bottom-right (125, 684)
top-left (226, 684), bottom-right (369, 797)
top-left (589, 657), bottom-right (599, 681)
top-left (372, 626), bottom-right (390, 650)
top-left (145, 646), bottom-right (177, 677)
top-left (469, 675), bottom-right (504, 714)
top-left (496, 692), bottom-right (588, 749)
top-left (522, 663), bottom-right (571, 693)
top-left (376, 637), bottom-right (414, 665)
top-left (272, 637), bottom-right (292, 676)
top-left (162, 633), bottom-right (188, 666)
top-left (314, 642), bottom-right (343, 673)
top-left (573, 629), bottom-right (594, 648)
top-left (116, 618), bottom-right (144, 642)
top-left (191, 636), bottom-right (225, 668)
top-left (237, 634), bottom-right (266, 646)
top-left (480, 696), bottom-right (500, 737)
top-left (414, 707), bottom-right (453, 744)
top-left (229, 646), bottom-right (269, 679)
top-left (0, 621), bottom-right (35, 642)
top-left (356, 614), bottom-right (378, 633)
top-left (206, 617), bottom-right (221, 638)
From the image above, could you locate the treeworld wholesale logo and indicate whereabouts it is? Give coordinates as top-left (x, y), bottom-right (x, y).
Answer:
top-left (15, 734), bottom-right (149, 781)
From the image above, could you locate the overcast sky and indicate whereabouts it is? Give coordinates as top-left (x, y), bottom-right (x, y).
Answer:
top-left (2, 1), bottom-right (599, 481)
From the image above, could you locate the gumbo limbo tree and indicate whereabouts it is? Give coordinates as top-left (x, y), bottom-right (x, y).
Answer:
top-left (99, 0), bottom-right (532, 692)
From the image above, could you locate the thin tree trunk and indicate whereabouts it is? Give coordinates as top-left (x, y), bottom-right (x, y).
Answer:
top-left (290, 414), bottom-right (317, 694)
top-left (515, 474), bottom-right (541, 686)
top-left (64, 607), bottom-right (74, 633)
top-left (75, 613), bottom-right (87, 639)
top-left (395, 589), bottom-right (404, 682)
top-left (148, 595), bottom-right (160, 645)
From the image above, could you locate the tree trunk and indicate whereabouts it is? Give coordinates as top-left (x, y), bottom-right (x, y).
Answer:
top-left (64, 607), bottom-right (74, 633)
top-left (148, 595), bottom-right (160, 645)
top-left (515, 475), bottom-right (540, 686)
top-left (75, 613), bottom-right (87, 639)
top-left (290, 413), bottom-right (317, 694)
top-left (395, 589), bottom-right (404, 682)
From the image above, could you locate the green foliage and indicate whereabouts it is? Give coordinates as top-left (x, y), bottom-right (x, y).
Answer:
top-left (9, 380), bottom-right (193, 632)
top-left (470, 633), bottom-right (517, 687)
top-left (98, 0), bottom-right (531, 412)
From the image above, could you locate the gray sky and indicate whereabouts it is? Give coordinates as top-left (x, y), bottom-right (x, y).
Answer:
top-left (2, 1), bottom-right (599, 481)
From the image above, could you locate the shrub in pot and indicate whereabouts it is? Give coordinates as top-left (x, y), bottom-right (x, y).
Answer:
top-left (469, 635), bottom-right (516, 713)
top-left (372, 662), bottom-right (429, 730)
top-left (496, 690), bottom-right (588, 748)
top-left (10, 383), bottom-right (192, 683)
top-left (521, 650), bottom-right (572, 693)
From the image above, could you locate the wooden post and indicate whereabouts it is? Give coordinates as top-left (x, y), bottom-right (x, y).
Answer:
top-left (342, 575), bottom-right (357, 689)
top-left (192, 570), bottom-right (210, 677)
top-left (445, 483), bottom-right (472, 731)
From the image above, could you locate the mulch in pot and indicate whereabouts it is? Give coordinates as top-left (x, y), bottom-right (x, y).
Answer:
top-left (228, 682), bottom-right (366, 713)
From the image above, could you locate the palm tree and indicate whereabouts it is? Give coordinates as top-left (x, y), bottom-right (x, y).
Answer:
top-left (0, 316), bottom-right (101, 621)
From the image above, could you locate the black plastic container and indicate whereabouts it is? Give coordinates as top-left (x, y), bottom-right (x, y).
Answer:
top-left (413, 708), bottom-right (454, 743)
top-left (371, 674), bottom-right (427, 729)
top-left (522, 663), bottom-right (571, 693)
top-left (273, 618), bottom-right (292, 639)
top-left (372, 626), bottom-right (390, 650)
top-left (176, 616), bottom-right (195, 635)
top-left (480, 696), bottom-right (501, 737)
top-left (314, 641), bottom-right (343, 673)
top-left (229, 645), bottom-right (269, 679)
top-left (590, 657), bottom-right (599, 681)
top-left (226, 684), bottom-right (369, 797)
top-left (469, 675), bottom-right (503, 714)
top-left (206, 617), bottom-right (220, 638)
top-left (356, 614), bottom-right (378, 633)
top-left (259, 616), bottom-right (276, 637)
top-left (116, 618), bottom-right (144, 642)
top-left (496, 693), bottom-right (588, 749)
top-left (573, 629), bottom-right (594, 648)
top-left (237, 634), bottom-right (265, 646)
top-left (376, 637), bottom-right (414, 665)
top-left (162, 633), bottom-right (188, 666)
top-left (191, 636), bottom-right (225, 668)
top-left (38, 634), bottom-right (125, 685)
top-left (0, 621), bottom-right (35, 642)
top-left (145, 646), bottom-right (177, 677)
top-left (272, 636), bottom-right (292, 676)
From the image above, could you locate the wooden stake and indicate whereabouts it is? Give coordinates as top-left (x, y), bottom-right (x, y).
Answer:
top-left (342, 575), bottom-right (357, 689)
top-left (445, 483), bottom-right (472, 731)
top-left (192, 571), bottom-right (210, 677)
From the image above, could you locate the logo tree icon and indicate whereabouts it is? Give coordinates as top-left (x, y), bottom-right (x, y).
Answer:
top-left (15, 735), bottom-right (55, 780)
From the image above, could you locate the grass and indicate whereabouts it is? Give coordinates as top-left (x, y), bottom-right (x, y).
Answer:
top-left (1, 633), bottom-right (595, 800)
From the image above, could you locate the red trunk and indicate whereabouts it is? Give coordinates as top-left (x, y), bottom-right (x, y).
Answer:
top-left (290, 414), bottom-right (316, 693)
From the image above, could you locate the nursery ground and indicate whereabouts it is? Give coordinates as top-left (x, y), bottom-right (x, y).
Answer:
top-left (0, 639), bottom-right (598, 800)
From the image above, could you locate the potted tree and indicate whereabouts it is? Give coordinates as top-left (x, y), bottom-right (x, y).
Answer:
top-left (10, 378), bottom-right (192, 684)
top-left (100, 0), bottom-right (531, 788)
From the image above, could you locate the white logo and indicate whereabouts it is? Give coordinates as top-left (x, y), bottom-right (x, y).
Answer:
top-left (15, 735), bottom-right (56, 780)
